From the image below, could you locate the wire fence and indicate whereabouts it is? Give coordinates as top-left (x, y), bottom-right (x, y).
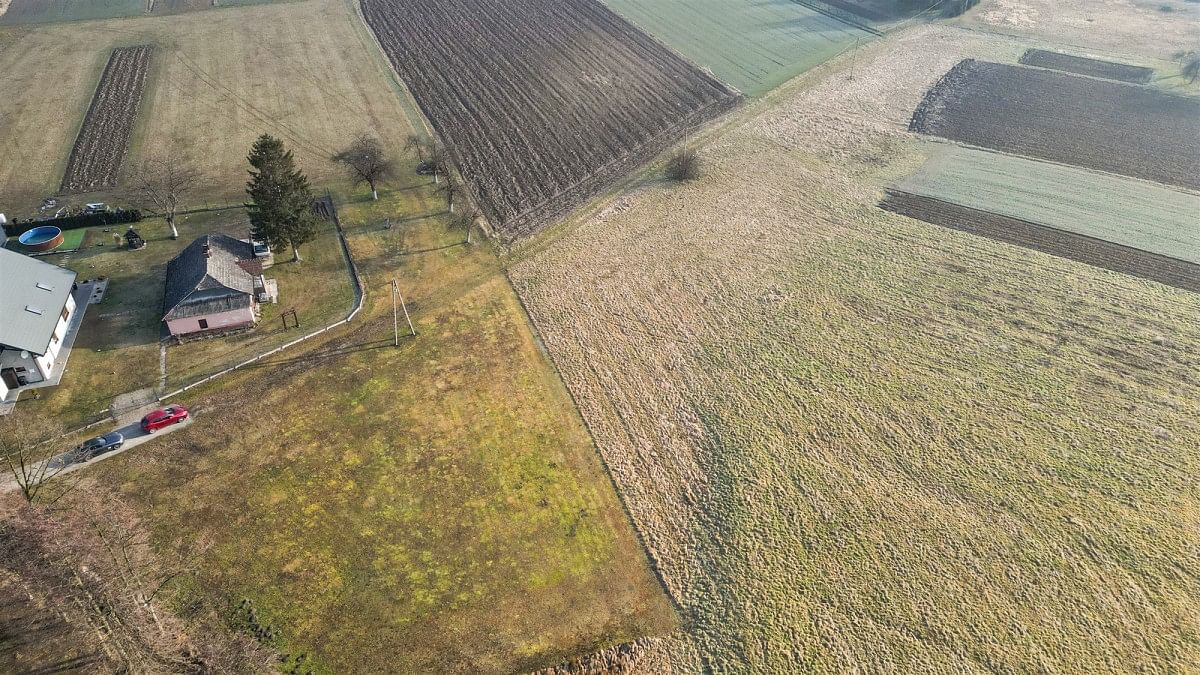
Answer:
top-left (159, 194), bottom-right (365, 401)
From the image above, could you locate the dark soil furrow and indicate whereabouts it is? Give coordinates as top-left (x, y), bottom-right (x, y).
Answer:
top-left (60, 45), bottom-right (153, 193)
top-left (880, 190), bottom-right (1200, 293)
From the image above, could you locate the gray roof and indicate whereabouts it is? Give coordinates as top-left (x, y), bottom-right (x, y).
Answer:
top-left (163, 234), bottom-right (256, 321)
top-left (0, 247), bottom-right (77, 355)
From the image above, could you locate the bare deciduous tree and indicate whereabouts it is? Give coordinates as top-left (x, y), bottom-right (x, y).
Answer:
top-left (128, 153), bottom-right (200, 240)
top-left (0, 490), bottom-right (277, 673)
top-left (403, 133), bottom-right (428, 162)
top-left (1180, 51), bottom-right (1200, 84)
top-left (1, 417), bottom-right (71, 505)
top-left (451, 207), bottom-right (480, 245)
top-left (331, 134), bottom-right (396, 201)
top-left (665, 148), bottom-right (701, 182)
top-left (427, 141), bottom-right (448, 185)
top-left (439, 171), bottom-right (461, 214)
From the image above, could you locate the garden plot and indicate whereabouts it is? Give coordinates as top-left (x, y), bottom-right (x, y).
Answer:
top-left (361, 0), bottom-right (738, 239)
top-left (59, 45), bottom-right (152, 193)
top-left (1018, 49), bottom-right (1153, 83)
top-left (910, 60), bottom-right (1200, 190)
top-left (602, 0), bottom-right (875, 95)
top-left (894, 145), bottom-right (1200, 264)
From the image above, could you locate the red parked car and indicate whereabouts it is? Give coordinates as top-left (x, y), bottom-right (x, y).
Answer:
top-left (141, 405), bottom-right (189, 433)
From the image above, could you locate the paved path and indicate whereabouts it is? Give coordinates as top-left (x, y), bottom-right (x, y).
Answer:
top-left (0, 414), bottom-right (192, 493)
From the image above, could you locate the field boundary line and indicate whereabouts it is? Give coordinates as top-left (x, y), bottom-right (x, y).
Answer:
top-left (159, 194), bottom-right (365, 401)
top-left (503, 267), bottom-right (689, 621)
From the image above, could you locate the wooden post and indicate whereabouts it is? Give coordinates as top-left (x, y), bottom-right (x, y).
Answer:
top-left (394, 282), bottom-right (415, 337)
top-left (391, 280), bottom-right (399, 346)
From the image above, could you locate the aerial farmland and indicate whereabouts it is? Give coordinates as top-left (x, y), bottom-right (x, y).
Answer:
top-left (2, 0), bottom-right (1198, 672)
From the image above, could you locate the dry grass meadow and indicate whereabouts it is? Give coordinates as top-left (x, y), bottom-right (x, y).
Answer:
top-left (0, 0), bottom-right (423, 210)
top-left (77, 181), bottom-right (676, 673)
top-left (509, 24), bottom-right (1200, 672)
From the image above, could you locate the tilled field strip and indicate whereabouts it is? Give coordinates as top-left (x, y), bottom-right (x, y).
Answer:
top-left (60, 45), bottom-right (153, 193)
top-left (895, 145), bottom-right (1200, 263)
top-left (910, 59), bottom-right (1200, 191)
top-left (361, 0), bottom-right (737, 239)
top-left (880, 190), bottom-right (1200, 293)
top-left (1018, 49), bottom-right (1153, 83)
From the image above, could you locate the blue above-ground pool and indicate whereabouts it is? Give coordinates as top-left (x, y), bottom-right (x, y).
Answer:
top-left (18, 226), bottom-right (64, 252)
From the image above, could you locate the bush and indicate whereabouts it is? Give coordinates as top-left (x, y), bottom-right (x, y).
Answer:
top-left (4, 209), bottom-right (142, 238)
top-left (665, 149), bottom-right (701, 182)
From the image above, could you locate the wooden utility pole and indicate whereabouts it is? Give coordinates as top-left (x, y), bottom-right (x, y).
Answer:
top-left (392, 279), bottom-right (414, 341)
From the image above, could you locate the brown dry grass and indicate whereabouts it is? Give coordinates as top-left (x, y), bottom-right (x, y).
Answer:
top-left (962, 0), bottom-right (1199, 61)
top-left (509, 24), bottom-right (1200, 672)
top-left (0, 0), bottom-right (425, 211)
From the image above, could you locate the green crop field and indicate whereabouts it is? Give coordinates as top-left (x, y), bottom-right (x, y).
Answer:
top-left (896, 145), bottom-right (1200, 263)
top-left (0, 0), bottom-right (144, 24)
top-left (0, 0), bottom-right (287, 25)
top-left (601, 0), bottom-right (873, 95)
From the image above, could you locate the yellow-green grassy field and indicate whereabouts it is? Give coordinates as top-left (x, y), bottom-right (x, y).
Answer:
top-left (81, 182), bottom-right (675, 673)
top-left (509, 24), bottom-right (1200, 672)
top-left (0, 0), bottom-right (424, 211)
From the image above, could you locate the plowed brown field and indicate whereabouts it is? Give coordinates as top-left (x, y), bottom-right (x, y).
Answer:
top-left (360, 0), bottom-right (738, 238)
top-left (909, 59), bottom-right (1200, 190)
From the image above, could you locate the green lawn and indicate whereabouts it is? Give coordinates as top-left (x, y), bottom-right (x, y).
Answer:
top-left (58, 227), bottom-right (86, 250)
top-left (164, 214), bottom-right (354, 389)
top-left (602, 0), bottom-right (873, 95)
top-left (9, 206), bottom-right (354, 427)
top-left (896, 144), bottom-right (1200, 263)
top-left (96, 181), bottom-right (676, 673)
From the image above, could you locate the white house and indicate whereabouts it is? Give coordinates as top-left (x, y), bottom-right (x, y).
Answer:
top-left (0, 247), bottom-right (78, 402)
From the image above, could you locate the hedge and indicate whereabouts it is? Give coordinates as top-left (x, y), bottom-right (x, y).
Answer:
top-left (4, 209), bottom-right (143, 238)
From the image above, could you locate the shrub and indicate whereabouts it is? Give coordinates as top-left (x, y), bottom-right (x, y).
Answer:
top-left (3, 209), bottom-right (142, 237)
top-left (665, 149), bottom-right (701, 182)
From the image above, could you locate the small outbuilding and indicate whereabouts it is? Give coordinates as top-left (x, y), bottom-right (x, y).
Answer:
top-left (162, 234), bottom-right (275, 338)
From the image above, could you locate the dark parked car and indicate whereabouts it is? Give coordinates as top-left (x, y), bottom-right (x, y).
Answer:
top-left (74, 432), bottom-right (124, 462)
top-left (141, 405), bottom-right (189, 433)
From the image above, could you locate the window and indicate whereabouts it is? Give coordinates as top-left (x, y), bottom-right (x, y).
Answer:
top-left (61, 306), bottom-right (70, 321)
top-left (51, 334), bottom-right (59, 345)
top-left (198, 319), bottom-right (209, 329)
